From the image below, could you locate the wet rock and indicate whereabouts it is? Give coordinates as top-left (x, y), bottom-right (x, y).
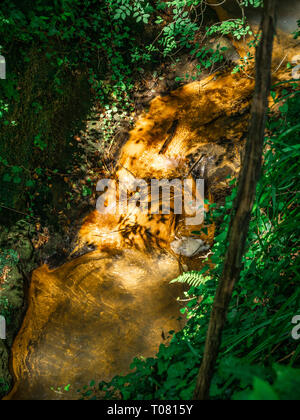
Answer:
top-left (171, 237), bottom-right (210, 258)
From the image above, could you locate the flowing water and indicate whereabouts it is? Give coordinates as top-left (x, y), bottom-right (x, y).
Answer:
top-left (6, 32), bottom-right (299, 399)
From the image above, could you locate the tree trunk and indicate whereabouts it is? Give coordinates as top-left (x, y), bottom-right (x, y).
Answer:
top-left (193, 0), bottom-right (278, 401)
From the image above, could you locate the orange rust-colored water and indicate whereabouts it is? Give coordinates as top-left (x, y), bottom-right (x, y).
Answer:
top-left (6, 32), bottom-right (299, 400)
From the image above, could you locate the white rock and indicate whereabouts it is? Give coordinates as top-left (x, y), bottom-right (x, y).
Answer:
top-left (170, 237), bottom-right (210, 257)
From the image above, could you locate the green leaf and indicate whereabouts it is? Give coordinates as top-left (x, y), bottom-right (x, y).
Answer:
top-left (248, 378), bottom-right (279, 401)
top-left (3, 173), bottom-right (11, 182)
top-left (25, 180), bottom-right (35, 188)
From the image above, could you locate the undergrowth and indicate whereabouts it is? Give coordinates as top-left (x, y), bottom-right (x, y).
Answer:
top-left (0, 0), bottom-right (262, 221)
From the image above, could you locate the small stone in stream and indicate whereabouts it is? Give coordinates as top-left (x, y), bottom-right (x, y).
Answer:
top-left (171, 237), bottom-right (210, 258)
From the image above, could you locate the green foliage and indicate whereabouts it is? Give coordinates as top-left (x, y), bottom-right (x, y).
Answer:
top-left (0, 248), bottom-right (19, 322)
top-left (1, 0), bottom-right (262, 220)
top-left (207, 19), bottom-right (252, 40)
top-left (83, 82), bottom-right (300, 400)
top-left (0, 295), bottom-right (12, 323)
top-left (0, 0), bottom-right (256, 108)
top-left (0, 99), bottom-right (8, 120)
top-left (0, 249), bottom-right (19, 277)
top-left (111, 0), bottom-right (152, 24)
top-left (1, 0), bottom-right (298, 401)
top-left (233, 364), bottom-right (300, 400)
top-left (0, 378), bottom-right (10, 395)
top-left (293, 20), bottom-right (300, 39)
top-left (239, 0), bottom-right (263, 7)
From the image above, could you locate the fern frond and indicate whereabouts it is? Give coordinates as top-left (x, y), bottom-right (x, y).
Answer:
top-left (171, 271), bottom-right (211, 288)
